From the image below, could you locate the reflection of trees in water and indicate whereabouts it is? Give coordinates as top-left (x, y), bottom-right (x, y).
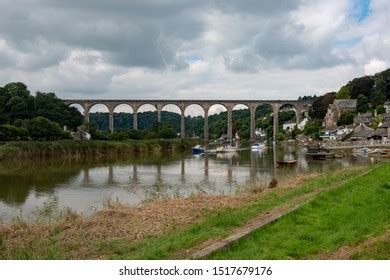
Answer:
top-left (0, 167), bottom-right (80, 205)
top-left (0, 153), bottom-right (184, 207)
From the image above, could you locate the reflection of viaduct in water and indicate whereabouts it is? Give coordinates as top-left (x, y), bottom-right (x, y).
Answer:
top-left (62, 99), bottom-right (311, 140)
top-left (80, 151), bottom-right (277, 188)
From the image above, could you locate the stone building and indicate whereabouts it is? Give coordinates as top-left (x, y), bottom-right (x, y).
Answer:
top-left (324, 99), bottom-right (357, 130)
top-left (350, 123), bottom-right (375, 140)
top-left (353, 112), bottom-right (374, 126)
top-left (384, 101), bottom-right (390, 113)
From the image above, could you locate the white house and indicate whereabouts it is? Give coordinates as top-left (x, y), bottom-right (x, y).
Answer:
top-left (283, 121), bottom-right (296, 131)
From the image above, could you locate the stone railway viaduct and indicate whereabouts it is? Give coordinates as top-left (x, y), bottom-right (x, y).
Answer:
top-left (62, 99), bottom-right (312, 141)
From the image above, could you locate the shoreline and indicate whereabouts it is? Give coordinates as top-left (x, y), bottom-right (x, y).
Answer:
top-left (0, 139), bottom-right (201, 161)
top-left (1, 163), bottom-right (387, 259)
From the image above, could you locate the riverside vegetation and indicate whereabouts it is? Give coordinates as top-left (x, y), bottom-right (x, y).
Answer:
top-left (0, 138), bottom-right (201, 161)
top-left (0, 162), bottom-right (388, 259)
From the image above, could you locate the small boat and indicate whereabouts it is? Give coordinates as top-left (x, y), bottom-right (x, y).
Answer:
top-left (380, 148), bottom-right (390, 155)
top-left (216, 145), bottom-right (238, 153)
top-left (353, 147), bottom-right (370, 155)
top-left (251, 142), bottom-right (266, 151)
top-left (305, 144), bottom-right (335, 159)
top-left (192, 145), bottom-right (205, 155)
top-left (276, 159), bottom-right (297, 166)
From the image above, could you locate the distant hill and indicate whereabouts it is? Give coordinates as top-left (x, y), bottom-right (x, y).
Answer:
top-left (89, 105), bottom-right (284, 139)
top-left (308, 68), bottom-right (390, 120)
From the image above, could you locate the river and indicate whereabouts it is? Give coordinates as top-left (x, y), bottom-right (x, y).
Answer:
top-left (0, 144), bottom-right (375, 221)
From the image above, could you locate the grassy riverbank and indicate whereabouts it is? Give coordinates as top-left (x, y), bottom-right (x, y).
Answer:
top-left (209, 163), bottom-right (390, 259)
top-left (0, 139), bottom-right (201, 160)
top-left (1, 163), bottom-right (387, 259)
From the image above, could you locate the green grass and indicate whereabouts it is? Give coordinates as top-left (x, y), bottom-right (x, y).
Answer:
top-left (209, 163), bottom-right (390, 259)
top-left (352, 238), bottom-right (390, 260)
top-left (98, 165), bottom-right (374, 259)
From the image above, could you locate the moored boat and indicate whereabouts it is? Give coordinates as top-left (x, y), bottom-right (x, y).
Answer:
top-left (216, 145), bottom-right (238, 153)
top-left (305, 145), bottom-right (335, 159)
top-left (251, 142), bottom-right (266, 151)
top-left (192, 145), bottom-right (205, 155)
top-left (276, 159), bottom-right (297, 166)
top-left (353, 147), bottom-right (369, 155)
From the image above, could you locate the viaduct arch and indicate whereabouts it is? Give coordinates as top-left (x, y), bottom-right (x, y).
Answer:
top-left (64, 99), bottom-right (312, 141)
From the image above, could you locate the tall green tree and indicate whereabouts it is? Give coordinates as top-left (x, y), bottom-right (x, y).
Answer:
top-left (346, 76), bottom-right (374, 98)
top-left (356, 94), bottom-right (369, 113)
top-left (337, 111), bottom-right (356, 126)
top-left (372, 69), bottom-right (390, 99)
top-left (34, 91), bottom-right (83, 129)
top-left (3, 82), bottom-right (34, 121)
top-left (309, 92), bottom-right (336, 120)
top-left (336, 86), bottom-right (351, 99)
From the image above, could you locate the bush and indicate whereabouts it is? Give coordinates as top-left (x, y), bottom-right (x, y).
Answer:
top-left (337, 111), bottom-right (356, 126)
top-left (304, 120), bottom-right (321, 136)
top-left (144, 131), bottom-right (159, 139)
top-left (0, 125), bottom-right (29, 141)
top-left (27, 117), bottom-right (69, 140)
top-left (109, 131), bottom-right (130, 141)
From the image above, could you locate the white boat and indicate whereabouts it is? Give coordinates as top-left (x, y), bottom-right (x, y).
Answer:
top-left (216, 145), bottom-right (238, 153)
top-left (251, 142), bottom-right (266, 151)
top-left (353, 147), bottom-right (370, 155)
top-left (192, 145), bottom-right (205, 154)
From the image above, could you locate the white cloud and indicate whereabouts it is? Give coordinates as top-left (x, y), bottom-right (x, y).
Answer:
top-left (364, 58), bottom-right (388, 75)
top-left (0, 0), bottom-right (388, 111)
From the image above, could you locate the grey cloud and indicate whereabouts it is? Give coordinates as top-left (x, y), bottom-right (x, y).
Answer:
top-left (0, 0), bottom-right (206, 70)
top-left (215, 0), bottom-right (301, 15)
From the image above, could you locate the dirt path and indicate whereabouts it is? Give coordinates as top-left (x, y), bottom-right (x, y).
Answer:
top-left (317, 230), bottom-right (389, 259)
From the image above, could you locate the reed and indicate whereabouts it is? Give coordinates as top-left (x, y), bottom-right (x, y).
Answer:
top-left (0, 139), bottom-right (201, 160)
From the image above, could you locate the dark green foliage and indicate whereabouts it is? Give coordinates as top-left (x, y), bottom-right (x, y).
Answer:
top-left (3, 82), bottom-right (34, 121)
top-left (27, 117), bottom-right (70, 140)
top-left (0, 82), bottom-right (83, 130)
top-left (155, 123), bottom-right (177, 139)
top-left (90, 106), bottom-right (274, 140)
top-left (279, 109), bottom-right (295, 124)
top-left (376, 105), bottom-right (386, 114)
top-left (98, 122), bottom-right (177, 141)
top-left (298, 95), bottom-right (317, 101)
top-left (0, 125), bottom-right (29, 141)
top-left (346, 76), bottom-right (374, 99)
top-left (85, 122), bottom-right (109, 140)
top-left (356, 94), bottom-right (369, 113)
top-left (304, 120), bottom-right (321, 136)
top-left (109, 129), bottom-right (142, 141)
top-left (370, 91), bottom-right (386, 108)
top-left (337, 111), bottom-right (356, 126)
top-left (372, 69), bottom-right (390, 99)
top-left (309, 92), bottom-right (336, 120)
top-left (34, 92), bottom-right (83, 129)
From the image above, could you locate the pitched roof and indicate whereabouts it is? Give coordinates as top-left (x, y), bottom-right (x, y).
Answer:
top-left (356, 112), bottom-right (374, 118)
top-left (334, 99), bottom-right (357, 109)
top-left (351, 123), bottom-right (375, 138)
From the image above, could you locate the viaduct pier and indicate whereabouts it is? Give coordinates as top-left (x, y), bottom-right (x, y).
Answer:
top-left (62, 99), bottom-right (312, 141)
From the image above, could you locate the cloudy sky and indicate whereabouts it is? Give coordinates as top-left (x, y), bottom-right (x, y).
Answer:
top-left (0, 0), bottom-right (389, 104)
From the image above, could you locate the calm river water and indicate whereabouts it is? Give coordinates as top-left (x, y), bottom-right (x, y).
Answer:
top-left (0, 144), bottom-right (375, 221)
